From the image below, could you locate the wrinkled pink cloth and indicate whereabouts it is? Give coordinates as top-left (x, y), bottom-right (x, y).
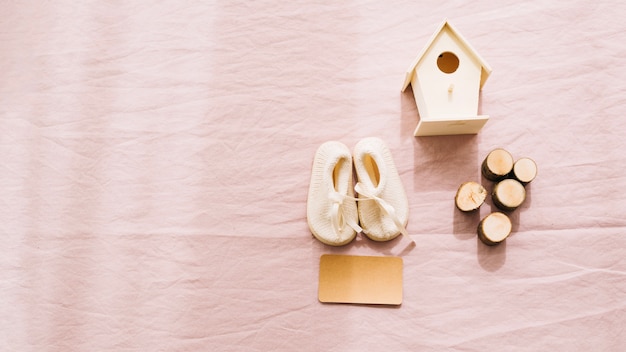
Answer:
top-left (2, 1), bottom-right (625, 350)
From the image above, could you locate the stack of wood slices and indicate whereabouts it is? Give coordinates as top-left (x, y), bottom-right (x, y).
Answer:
top-left (455, 148), bottom-right (537, 246)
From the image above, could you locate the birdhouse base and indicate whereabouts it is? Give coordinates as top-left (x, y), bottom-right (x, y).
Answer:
top-left (414, 115), bottom-right (489, 136)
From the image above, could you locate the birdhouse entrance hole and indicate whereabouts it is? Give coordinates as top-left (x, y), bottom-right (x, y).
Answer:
top-left (437, 51), bottom-right (459, 74)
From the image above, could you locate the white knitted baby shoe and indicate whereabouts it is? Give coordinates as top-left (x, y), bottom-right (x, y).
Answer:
top-left (307, 141), bottom-right (361, 246)
top-left (353, 137), bottom-right (410, 242)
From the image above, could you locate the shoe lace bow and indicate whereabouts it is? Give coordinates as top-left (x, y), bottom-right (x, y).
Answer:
top-left (328, 190), bottom-right (363, 240)
top-left (354, 183), bottom-right (409, 239)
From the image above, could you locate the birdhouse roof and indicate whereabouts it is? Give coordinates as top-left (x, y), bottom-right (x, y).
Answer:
top-left (402, 19), bottom-right (492, 92)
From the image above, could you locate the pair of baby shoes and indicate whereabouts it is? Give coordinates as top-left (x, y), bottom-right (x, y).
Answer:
top-left (306, 137), bottom-right (410, 246)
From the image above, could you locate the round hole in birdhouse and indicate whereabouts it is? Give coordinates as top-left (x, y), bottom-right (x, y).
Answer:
top-left (437, 51), bottom-right (459, 74)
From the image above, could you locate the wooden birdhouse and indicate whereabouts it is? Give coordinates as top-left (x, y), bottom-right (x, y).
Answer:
top-left (402, 19), bottom-right (492, 136)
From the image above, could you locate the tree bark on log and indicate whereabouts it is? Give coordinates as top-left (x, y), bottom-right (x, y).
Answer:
top-left (455, 181), bottom-right (487, 212)
top-left (481, 148), bottom-right (514, 181)
top-left (492, 178), bottom-right (526, 211)
top-left (509, 157), bottom-right (537, 185)
top-left (478, 212), bottom-right (512, 245)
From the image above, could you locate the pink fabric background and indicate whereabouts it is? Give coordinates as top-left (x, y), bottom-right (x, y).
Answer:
top-left (2, 1), bottom-right (626, 350)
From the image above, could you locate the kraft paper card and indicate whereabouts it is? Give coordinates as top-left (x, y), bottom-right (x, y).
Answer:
top-left (318, 254), bottom-right (403, 305)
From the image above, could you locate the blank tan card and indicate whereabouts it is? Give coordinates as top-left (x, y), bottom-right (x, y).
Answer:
top-left (318, 254), bottom-right (403, 306)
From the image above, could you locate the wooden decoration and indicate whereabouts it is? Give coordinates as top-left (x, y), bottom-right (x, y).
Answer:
top-left (455, 181), bottom-right (487, 212)
top-left (492, 178), bottom-right (526, 211)
top-left (456, 150), bottom-right (537, 246)
top-left (510, 157), bottom-right (538, 185)
top-left (481, 148), bottom-right (514, 182)
top-left (477, 212), bottom-right (512, 245)
top-left (402, 19), bottom-right (492, 136)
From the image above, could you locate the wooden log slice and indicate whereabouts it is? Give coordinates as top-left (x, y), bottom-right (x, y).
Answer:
top-left (510, 157), bottom-right (537, 185)
top-left (492, 178), bottom-right (526, 211)
top-left (477, 212), bottom-right (512, 245)
top-left (481, 148), bottom-right (514, 181)
top-left (455, 181), bottom-right (487, 212)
